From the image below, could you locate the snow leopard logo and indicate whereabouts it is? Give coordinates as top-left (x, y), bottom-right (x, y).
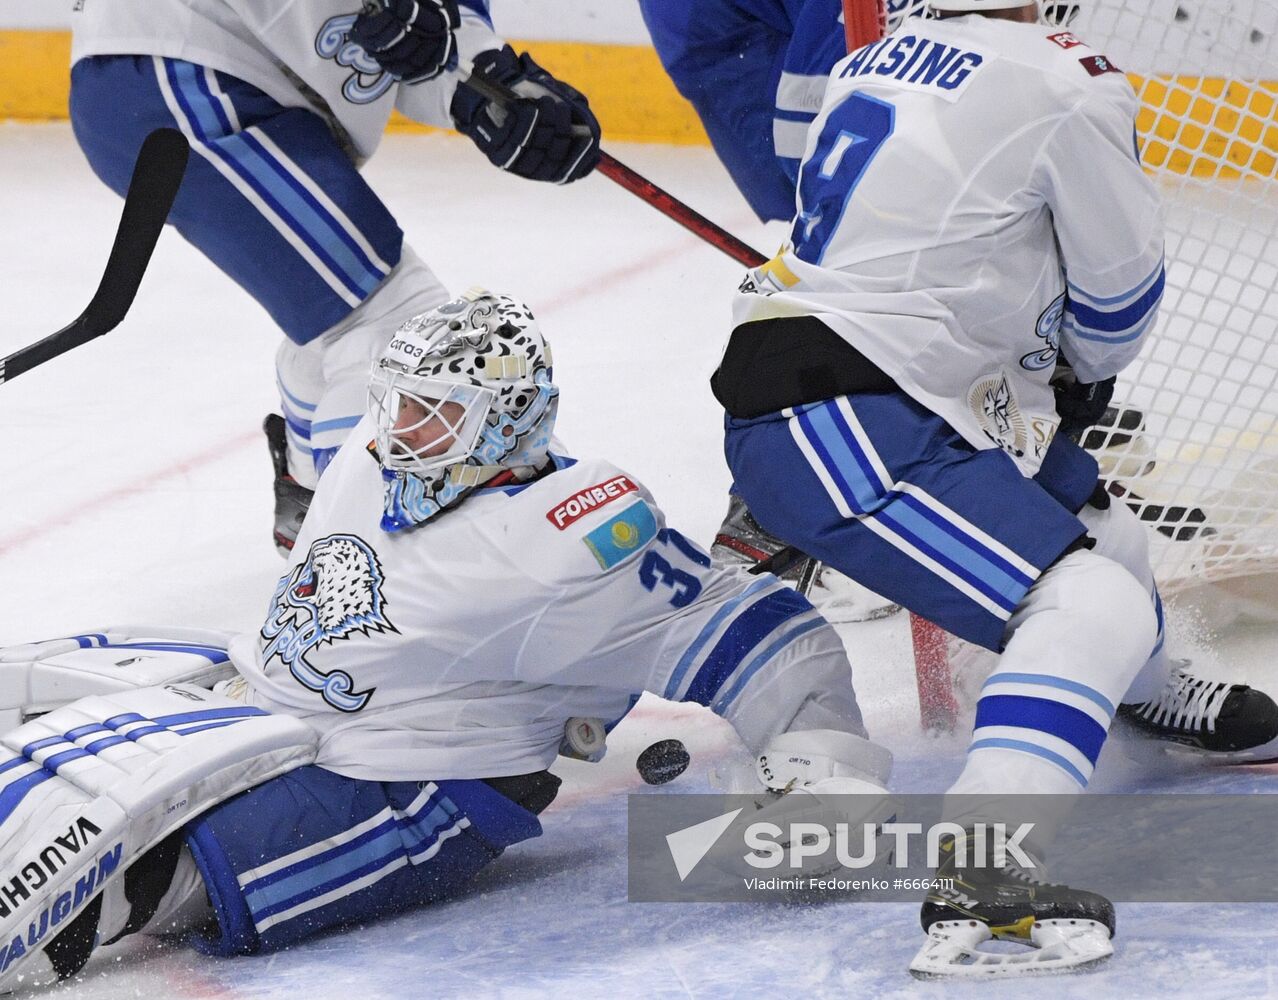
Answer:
top-left (315, 14), bottom-right (394, 105)
top-left (260, 534), bottom-right (397, 712)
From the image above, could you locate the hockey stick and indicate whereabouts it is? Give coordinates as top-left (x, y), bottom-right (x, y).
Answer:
top-left (0, 128), bottom-right (190, 386)
top-left (354, 2), bottom-right (767, 267)
top-left (459, 70), bottom-right (771, 269)
top-left (592, 154), bottom-right (767, 268)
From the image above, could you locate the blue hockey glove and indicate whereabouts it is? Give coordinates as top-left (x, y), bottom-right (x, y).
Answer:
top-left (451, 45), bottom-right (601, 184)
top-left (350, 0), bottom-right (460, 84)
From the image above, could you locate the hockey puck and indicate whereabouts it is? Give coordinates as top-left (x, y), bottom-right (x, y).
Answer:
top-left (636, 739), bottom-right (690, 785)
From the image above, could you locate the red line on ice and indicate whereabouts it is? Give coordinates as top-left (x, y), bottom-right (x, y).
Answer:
top-left (0, 428), bottom-right (261, 560)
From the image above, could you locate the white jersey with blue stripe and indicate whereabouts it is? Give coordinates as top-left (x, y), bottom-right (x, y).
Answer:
top-left (734, 15), bottom-right (1164, 476)
top-left (229, 416), bottom-right (858, 781)
top-left (772, 0), bottom-right (927, 186)
top-left (70, 0), bottom-right (502, 161)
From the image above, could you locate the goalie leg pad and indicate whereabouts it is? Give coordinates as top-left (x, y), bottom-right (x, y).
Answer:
top-left (0, 684), bottom-right (317, 984)
top-left (0, 626), bottom-right (238, 733)
top-left (185, 768), bottom-right (545, 955)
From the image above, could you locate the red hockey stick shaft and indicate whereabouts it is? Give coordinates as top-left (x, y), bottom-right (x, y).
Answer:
top-left (595, 153), bottom-right (766, 268)
top-left (460, 65), bottom-right (770, 268)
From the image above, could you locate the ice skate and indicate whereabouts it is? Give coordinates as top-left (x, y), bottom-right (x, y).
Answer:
top-left (264, 413), bottom-right (315, 555)
top-left (1119, 663), bottom-right (1278, 758)
top-left (910, 831), bottom-right (1115, 979)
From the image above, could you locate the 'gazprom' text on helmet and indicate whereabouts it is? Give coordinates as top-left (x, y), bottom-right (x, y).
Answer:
top-left (368, 288), bottom-right (559, 532)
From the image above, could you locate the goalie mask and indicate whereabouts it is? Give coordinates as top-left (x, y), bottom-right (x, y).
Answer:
top-left (368, 289), bottom-right (559, 532)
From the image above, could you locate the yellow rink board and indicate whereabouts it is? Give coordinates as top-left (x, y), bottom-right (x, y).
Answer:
top-left (4, 30), bottom-right (1275, 177)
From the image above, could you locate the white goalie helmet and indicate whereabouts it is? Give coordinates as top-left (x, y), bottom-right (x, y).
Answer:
top-left (926, 0), bottom-right (1079, 25)
top-left (368, 288), bottom-right (559, 532)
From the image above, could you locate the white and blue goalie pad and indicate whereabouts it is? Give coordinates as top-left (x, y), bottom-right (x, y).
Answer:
top-left (0, 685), bottom-right (316, 982)
top-left (0, 627), bottom-right (237, 733)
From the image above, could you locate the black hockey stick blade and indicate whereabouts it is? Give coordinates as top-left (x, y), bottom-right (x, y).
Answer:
top-left (0, 128), bottom-right (190, 386)
top-left (748, 544), bottom-right (823, 597)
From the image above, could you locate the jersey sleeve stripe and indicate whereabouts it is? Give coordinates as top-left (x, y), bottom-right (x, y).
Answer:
top-left (284, 410), bottom-right (313, 440)
top-left (1066, 257), bottom-right (1165, 307)
top-left (711, 613), bottom-right (828, 714)
top-left (310, 415), bottom-right (364, 435)
top-left (682, 588), bottom-right (815, 707)
top-left (662, 578), bottom-right (776, 701)
top-left (1065, 264), bottom-right (1164, 336)
top-left (1062, 305), bottom-right (1158, 345)
top-left (276, 379), bottom-right (318, 413)
top-left (776, 72), bottom-right (829, 113)
top-left (773, 118), bottom-right (813, 159)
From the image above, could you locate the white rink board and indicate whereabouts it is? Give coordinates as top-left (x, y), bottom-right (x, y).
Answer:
top-left (0, 0), bottom-right (655, 43)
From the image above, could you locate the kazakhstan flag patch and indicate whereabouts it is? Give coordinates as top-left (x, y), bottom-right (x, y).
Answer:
top-left (583, 500), bottom-right (657, 570)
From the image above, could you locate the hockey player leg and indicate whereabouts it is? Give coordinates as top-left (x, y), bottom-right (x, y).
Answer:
top-left (182, 769), bottom-right (550, 956)
top-left (268, 247), bottom-right (448, 551)
top-left (712, 494), bottom-right (898, 620)
top-left (1080, 498), bottom-right (1278, 755)
top-left (746, 729), bottom-right (897, 875)
top-left (913, 550), bottom-right (1156, 977)
top-left (686, 600), bottom-right (897, 873)
top-left (8, 835), bottom-right (213, 991)
top-left (307, 247), bottom-right (448, 478)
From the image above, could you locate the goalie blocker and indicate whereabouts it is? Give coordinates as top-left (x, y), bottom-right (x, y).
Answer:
top-left (0, 634), bottom-right (556, 988)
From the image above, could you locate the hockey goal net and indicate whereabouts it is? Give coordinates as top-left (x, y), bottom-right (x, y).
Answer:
top-left (844, 0), bottom-right (1278, 724)
top-left (1071, 0), bottom-right (1278, 604)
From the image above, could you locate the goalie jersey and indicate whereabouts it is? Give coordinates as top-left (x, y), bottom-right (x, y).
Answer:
top-left (70, 0), bottom-right (503, 161)
top-left (229, 418), bottom-right (857, 781)
top-left (731, 16), bottom-right (1165, 475)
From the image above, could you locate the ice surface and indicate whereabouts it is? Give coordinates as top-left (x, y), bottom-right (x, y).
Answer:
top-left (2, 123), bottom-right (1278, 999)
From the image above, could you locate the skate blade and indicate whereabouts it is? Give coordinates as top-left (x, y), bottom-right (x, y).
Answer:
top-left (1162, 734), bottom-right (1278, 766)
top-left (908, 918), bottom-right (1113, 979)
